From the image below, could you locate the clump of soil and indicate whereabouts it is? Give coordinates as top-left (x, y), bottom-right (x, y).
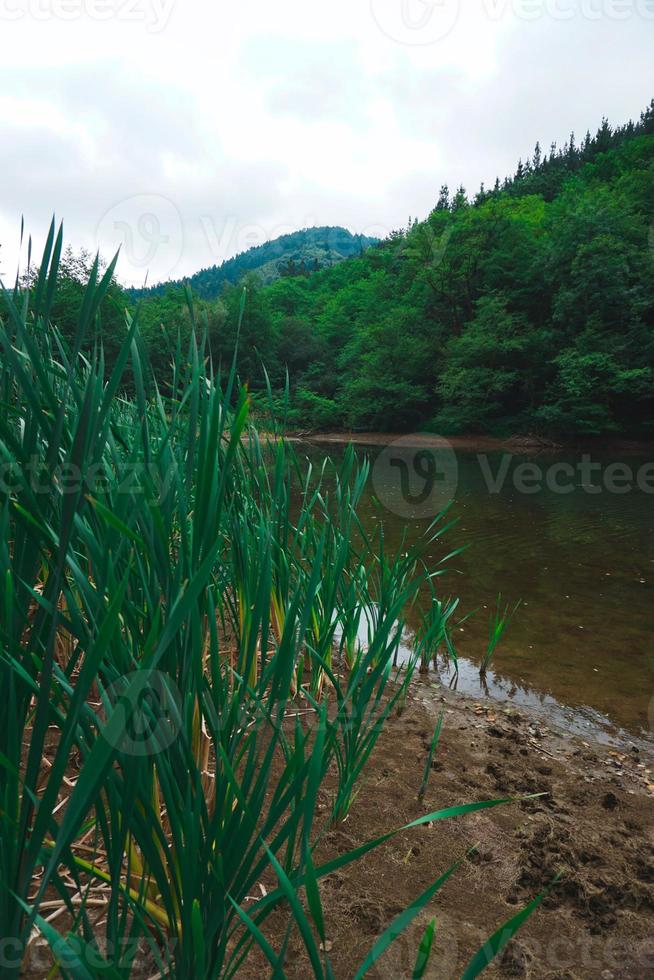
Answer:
top-left (244, 684), bottom-right (654, 979)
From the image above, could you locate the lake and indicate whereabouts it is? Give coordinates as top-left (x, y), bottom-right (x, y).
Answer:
top-left (300, 437), bottom-right (654, 745)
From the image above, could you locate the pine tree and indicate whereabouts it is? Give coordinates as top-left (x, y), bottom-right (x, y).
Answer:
top-left (595, 116), bottom-right (613, 151)
top-left (567, 132), bottom-right (577, 164)
top-left (532, 140), bottom-right (542, 171)
top-left (452, 186), bottom-right (468, 210)
top-left (640, 99), bottom-right (654, 134)
top-left (436, 185), bottom-right (450, 211)
top-left (581, 130), bottom-right (592, 158)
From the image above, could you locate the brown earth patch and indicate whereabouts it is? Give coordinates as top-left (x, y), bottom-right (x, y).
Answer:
top-left (240, 683), bottom-right (654, 979)
top-left (19, 681), bottom-right (654, 979)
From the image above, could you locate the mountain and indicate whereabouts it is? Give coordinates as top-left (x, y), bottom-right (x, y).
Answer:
top-left (44, 100), bottom-right (654, 440)
top-left (130, 226), bottom-right (379, 300)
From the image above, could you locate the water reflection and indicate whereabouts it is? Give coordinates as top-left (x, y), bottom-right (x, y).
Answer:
top-left (302, 440), bottom-right (654, 741)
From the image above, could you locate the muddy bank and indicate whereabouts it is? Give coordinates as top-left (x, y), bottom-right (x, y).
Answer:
top-left (295, 431), bottom-right (654, 456)
top-left (245, 682), bottom-right (654, 979)
top-left (22, 680), bottom-right (654, 979)
top-left (292, 431), bottom-right (511, 452)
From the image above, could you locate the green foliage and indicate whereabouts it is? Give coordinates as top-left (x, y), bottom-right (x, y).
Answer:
top-left (136, 99), bottom-right (652, 438)
top-left (130, 226), bottom-right (379, 300)
top-left (418, 708), bottom-right (445, 803)
top-left (14, 102), bottom-right (654, 439)
top-left (481, 596), bottom-right (522, 676)
top-left (434, 295), bottom-right (549, 434)
top-left (290, 389), bottom-right (341, 430)
top-left (0, 227), bottom-right (547, 978)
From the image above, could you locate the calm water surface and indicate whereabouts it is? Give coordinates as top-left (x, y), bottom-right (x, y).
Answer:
top-left (302, 440), bottom-right (654, 743)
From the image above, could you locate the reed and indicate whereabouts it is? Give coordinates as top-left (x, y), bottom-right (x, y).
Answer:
top-left (0, 223), bottom-right (544, 978)
top-left (480, 595), bottom-right (522, 677)
top-left (418, 708), bottom-right (445, 803)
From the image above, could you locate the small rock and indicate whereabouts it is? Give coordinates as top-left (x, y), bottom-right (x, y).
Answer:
top-left (602, 792), bottom-right (619, 810)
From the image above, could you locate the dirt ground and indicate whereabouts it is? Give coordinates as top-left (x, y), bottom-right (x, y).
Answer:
top-left (20, 680), bottom-right (654, 979)
top-left (248, 681), bottom-right (654, 979)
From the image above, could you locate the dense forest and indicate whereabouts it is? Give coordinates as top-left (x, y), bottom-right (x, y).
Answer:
top-left (14, 100), bottom-right (654, 437)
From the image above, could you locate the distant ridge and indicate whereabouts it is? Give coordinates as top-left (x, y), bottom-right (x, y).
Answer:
top-left (130, 226), bottom-right (379, 299)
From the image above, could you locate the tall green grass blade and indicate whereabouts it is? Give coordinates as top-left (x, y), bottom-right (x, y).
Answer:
top-left (354, 857), bottom-right (463, 978)
top-left (461, 875), bottom-right (561, 979)
top-left (413, 918), bottom-right (437, 980)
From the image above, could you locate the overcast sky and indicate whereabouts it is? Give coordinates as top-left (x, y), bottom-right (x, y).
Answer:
top-left (0, 0), bottom-right (652, 286)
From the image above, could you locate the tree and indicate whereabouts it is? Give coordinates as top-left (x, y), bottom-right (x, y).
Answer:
top-left (532, 141), bottom-right (542, 171)
top-left (435, 295), bottom-right (550, 433)
top-left (435, 184), bottom-right (450, 211)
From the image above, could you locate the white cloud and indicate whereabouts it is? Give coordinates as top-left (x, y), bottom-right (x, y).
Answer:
top-left (0, 0), bottom-right (651, 284)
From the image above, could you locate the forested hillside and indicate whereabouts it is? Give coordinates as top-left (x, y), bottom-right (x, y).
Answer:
top-left (250, 101), bottom-right (654, 436)
top-left (130, 226), bottom-right (379, 299)
top-left (13, 101), bottom-right (654, 438)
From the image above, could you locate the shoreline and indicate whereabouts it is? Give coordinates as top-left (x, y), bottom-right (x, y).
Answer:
top-left (427, 678), bottom-right (654, 778)
top-left (292, 431), bottom-right (654, 455)
top-left (411, 658), bottom-right (654, 755)
top-left (286, 431), bottom-right (653, 747)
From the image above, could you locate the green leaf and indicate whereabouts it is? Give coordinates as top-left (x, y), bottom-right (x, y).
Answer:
top-left (413, 918), bottom-right (436, 980)
top-left (461, 875), bottom-right (561, 979)
top-left (354, 857), bottom-right (461, 978)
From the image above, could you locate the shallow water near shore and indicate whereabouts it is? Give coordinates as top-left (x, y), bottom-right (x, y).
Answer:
top-left (300, 438), bottom-right (654, 744)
